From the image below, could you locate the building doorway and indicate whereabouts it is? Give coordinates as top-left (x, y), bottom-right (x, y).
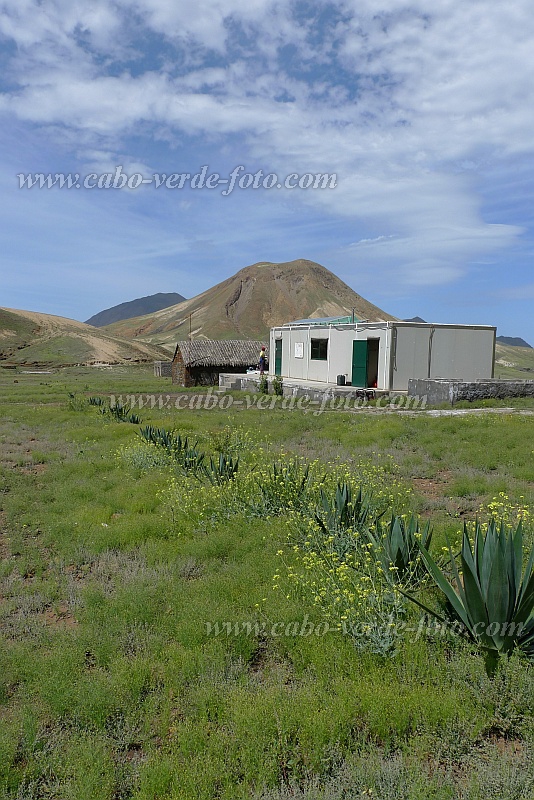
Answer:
top-left (274, 339), bottom-right (282, 376)
top-left (351, 338), bottom-right (379, 388)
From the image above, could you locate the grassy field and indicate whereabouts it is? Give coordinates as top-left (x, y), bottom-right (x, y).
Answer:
top-left (0, 366), bottom-right (533, 799)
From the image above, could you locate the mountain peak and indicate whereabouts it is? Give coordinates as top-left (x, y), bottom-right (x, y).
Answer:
top-left (85, 292), bottom-right (186, 327)
top-left (103, 259), bottom-right (396, 350)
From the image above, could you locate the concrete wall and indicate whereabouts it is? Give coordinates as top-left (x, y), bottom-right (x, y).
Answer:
top-left (408, 378), bottom-right (534, 405)
top-left (390, 326), bottom-right (432, 389)
top-left (429, 327), bottom-right (495, 380)
top-left (271, 323), bottom-right (390, 387)
top-left (391, 325), bottom-right (495, 390)
top-left (272, 327), bottom-right (332, 382)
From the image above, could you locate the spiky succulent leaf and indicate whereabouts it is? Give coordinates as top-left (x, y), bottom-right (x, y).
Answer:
top-left (516, 541), bottom-right (534, 618)
top-left (418, 543), bottom-right (473, 634)
top-left (411, 519), bottom-right (534, 675)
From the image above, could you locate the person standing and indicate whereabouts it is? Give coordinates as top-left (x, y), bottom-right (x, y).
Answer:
top-left (259, 346), bottom-right (266, 375)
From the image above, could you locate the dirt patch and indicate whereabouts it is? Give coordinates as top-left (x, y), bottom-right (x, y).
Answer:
top-left (411, 470), bottom-right (469, 518)
top-left (487, 735), bottom-right (524, 755)
top-left (412, 470), bottom-right (454, 499)
top-left (247, 637), bottom-right (294, 687)
top-left (20, 463), bottom-right (47, 476)
top-left (248, 636), bottom-right (270, 677)
top-left (0, 512), bottom-right (10, 560)
top-left (41, 603), bottom-right (78, 629)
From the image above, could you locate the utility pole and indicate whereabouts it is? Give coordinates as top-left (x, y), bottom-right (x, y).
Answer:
top-left (187, 310), bottom-right (194, 365)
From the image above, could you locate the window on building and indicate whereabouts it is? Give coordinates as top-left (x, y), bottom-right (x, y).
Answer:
top-left (310, 338), bottom-right (328, 360)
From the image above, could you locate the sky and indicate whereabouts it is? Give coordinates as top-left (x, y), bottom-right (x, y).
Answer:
top-left (1, 1), bottom-right (534, 341)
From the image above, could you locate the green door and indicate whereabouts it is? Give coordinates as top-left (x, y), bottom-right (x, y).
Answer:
top-left (351, 340), bottom-right (368, 387)
top-left (274, 339), bottom-right (282, 376)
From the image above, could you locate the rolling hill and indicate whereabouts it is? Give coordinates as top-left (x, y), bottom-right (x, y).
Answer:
top-left (103, 259), bottom-right (397, 351)
top-left (493, 342), bottom-right (534, 379)
top-left (0, 307), bottom-right (170, 367)
top-left (85, 292), bottom-right (186, 327)
top-left (496, 336), bottom-right (532, 348)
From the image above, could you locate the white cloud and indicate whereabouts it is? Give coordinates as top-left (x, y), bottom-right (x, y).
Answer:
top-left (1, 0), bottom-right (534, 294)
top-left (351, 235), bottom-right (393, 246)
top-left (118, 0), bottom-right (287, 51)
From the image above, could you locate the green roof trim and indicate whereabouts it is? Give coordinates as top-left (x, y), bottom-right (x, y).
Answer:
top-left (287, 315), bottom-right (358, 326)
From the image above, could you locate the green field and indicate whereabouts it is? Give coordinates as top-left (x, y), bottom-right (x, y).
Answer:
top-left (0, 367), bottom-right (533, 799)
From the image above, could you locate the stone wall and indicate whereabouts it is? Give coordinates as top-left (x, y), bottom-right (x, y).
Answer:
top-left (408, 378), bottom-right (534, 405)
top-left (154, 361), bottom-right (172, 377)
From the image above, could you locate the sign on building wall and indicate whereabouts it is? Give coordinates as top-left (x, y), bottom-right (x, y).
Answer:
top-left (294, 342), bottom-right (304, 358)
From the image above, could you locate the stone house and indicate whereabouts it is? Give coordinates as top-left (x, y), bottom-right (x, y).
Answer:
top-left (171, 340), bottom-right (267, 386)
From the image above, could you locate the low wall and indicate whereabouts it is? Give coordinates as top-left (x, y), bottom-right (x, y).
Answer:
top-left (154, 361), bottom-right (172, 377)
top-left (408, 378), bottom-right (534, 405)
top-left (220, 374), bottom-right (338, 401)
top-left (219, 374), bottom-right (384, 401)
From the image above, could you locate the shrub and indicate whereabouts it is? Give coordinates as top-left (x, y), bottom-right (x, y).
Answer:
top-left (279, 521), bottom-right (406, 656)
top-left (272, 376), bottom-right (283, 397)
top-left (206, 424), bottom-right (255, 456)
top-left (116, 439), bottom-right (173, 471)
top-left (256, 459), bottom-right (313, 516)
top-left (66, 392), bottom-right (87, 411)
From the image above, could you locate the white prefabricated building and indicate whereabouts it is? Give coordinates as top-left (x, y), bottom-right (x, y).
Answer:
top-left (269, 319), bottom-right (496, 391)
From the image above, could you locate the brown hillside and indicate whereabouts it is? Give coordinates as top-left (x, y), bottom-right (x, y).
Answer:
top-left (0, 307), bottom-right (169, 367)
top-left (104, 259), bottom-right (397, 351)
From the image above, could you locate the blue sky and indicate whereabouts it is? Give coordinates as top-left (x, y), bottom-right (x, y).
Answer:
top-left (1, 1), bottom-right (534, 341)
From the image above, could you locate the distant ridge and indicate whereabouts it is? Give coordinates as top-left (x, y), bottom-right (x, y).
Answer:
top-left (86, 292), bottom-right (186, 327)
top-left (103, 259), bottom-right (397, 350)
top-left (403, 316), bottom-right (427, 323)
top-left (496, 336), bottom-right (532, 348)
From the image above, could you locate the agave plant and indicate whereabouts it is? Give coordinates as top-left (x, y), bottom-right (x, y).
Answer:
top-left (138, 425), bottom-right (204, 474)
top-left (313, 483), bottom-right (374, 557)
top-left (204, 453), bottom-right (239, 485)
top-left (138, 425), bottom-right (191, 458)
top-left (366, 515), bottom-right (432, 589)
top-left (405, 519), bottom-right (534, 676)
top-left (107, 401), bottom-right (140, 424)
top-left (181, 447), bottom-right (205, 475)
top-left (316, 483), bottom-right (373, 532)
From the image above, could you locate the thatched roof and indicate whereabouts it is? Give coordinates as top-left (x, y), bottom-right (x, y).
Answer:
top-left (173, 340), bottom-right (268, 368)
